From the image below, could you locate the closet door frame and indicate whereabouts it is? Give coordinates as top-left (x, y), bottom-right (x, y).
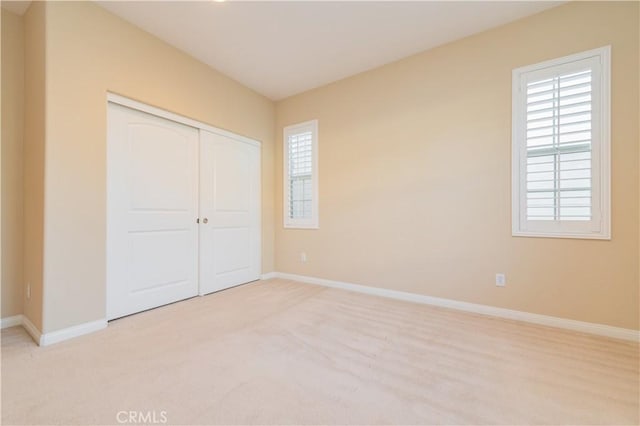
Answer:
top-left (107, 93), bottom-right (262, 149)
top-left (106, 93), bottom-right (262, 315)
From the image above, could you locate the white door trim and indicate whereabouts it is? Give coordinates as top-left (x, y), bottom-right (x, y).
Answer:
top-left (107, 92), bottom-right (262, 148)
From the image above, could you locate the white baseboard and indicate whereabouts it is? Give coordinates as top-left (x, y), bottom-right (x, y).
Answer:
top-left (260, 272), bottom-right (277, 280)
top-left (1, 314), bottom-right (23, 329)
top-left (271, 272), bottom-right (640, 342)
top-left (1, 314), bottom-right (107, 346)
top-left (7, 274), bottom-right (637, 344)
top-left (21, 315), bottom-right (43, 345)
top-left (40, 319), bottom-right (107, 346)
top-left (2, 314), bottom-right (43, 345)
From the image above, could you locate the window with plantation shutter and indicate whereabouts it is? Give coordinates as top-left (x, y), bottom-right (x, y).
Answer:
top-left (512, 47), bottom-right (610, 239)
top-left (284, 120), bottom-right (318, 228)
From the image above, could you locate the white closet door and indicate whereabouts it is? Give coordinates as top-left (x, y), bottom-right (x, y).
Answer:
top-left (107, 103), bottom-right (199, 320)
top-left (199, 130), bottom-right (260, 295)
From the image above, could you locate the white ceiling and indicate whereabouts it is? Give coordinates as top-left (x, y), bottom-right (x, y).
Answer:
top-left (7, 1), bottom-right (563, 100)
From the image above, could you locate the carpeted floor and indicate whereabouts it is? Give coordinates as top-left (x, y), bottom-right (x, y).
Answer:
top-left (2, 278), bottom-right (639, 425)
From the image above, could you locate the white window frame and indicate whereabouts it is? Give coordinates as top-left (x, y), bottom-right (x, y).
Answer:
top-left (512, 46), bottom-right (611, 240)
top-left (283, 119), bottom-right (319, 229)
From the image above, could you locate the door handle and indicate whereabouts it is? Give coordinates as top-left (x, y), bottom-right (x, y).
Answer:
top-left (202, 218), bottom-right (208, 224)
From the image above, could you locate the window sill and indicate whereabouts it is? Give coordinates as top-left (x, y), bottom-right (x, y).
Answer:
top-left (284, 223), bottom-right (319, 230)
top-left (512, 231), bottom-right (611, 240)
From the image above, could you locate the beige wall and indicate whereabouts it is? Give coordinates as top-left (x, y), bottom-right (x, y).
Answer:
top-left (9, 1), bottom-right (639, 334)
top-left (275, 2), bottom-right (639, 330)
top-left (22, 2), bottom-right (45, 330)
top-left (1, 9), bottom-right (24, 318)
top-left (40, 1), bottom-right (275, 333)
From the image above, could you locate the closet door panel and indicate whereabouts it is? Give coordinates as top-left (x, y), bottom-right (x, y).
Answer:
top-left (107, 103), bottom-right (199, 320)
top-left (199, 130), bottom-right (260, 295)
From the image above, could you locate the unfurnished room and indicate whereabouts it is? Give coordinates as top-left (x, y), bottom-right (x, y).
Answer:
top-left (0, 0), bottom-right (639, 425)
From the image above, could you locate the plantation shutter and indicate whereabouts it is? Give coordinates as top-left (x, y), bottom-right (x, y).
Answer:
top-left (523, 58), bottom-right (600, 223)
top-left (287, 130), bottom-right (313, 220)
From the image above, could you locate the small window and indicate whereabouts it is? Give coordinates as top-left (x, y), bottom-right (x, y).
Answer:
top-left (512, 46), bottom-right (610, 239)
top-left (284, 120), bottom-right (318, 229)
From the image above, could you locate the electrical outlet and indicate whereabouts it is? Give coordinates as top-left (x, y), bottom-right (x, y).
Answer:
top-left (300, 252), bottom-right (307, 263)
top-left (495, 273), bottom-right (506, 287)
top-left (26, 282), bottom-right (31, 300)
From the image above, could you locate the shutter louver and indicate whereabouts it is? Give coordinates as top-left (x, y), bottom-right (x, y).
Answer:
top-left (287, 131), bottom-right (313, 220)
top-left (525, 69), bottom-right (593, 222)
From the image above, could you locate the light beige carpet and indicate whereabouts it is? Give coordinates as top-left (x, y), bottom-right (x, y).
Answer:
top-left (1, 278), bottom-right (639, 425)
